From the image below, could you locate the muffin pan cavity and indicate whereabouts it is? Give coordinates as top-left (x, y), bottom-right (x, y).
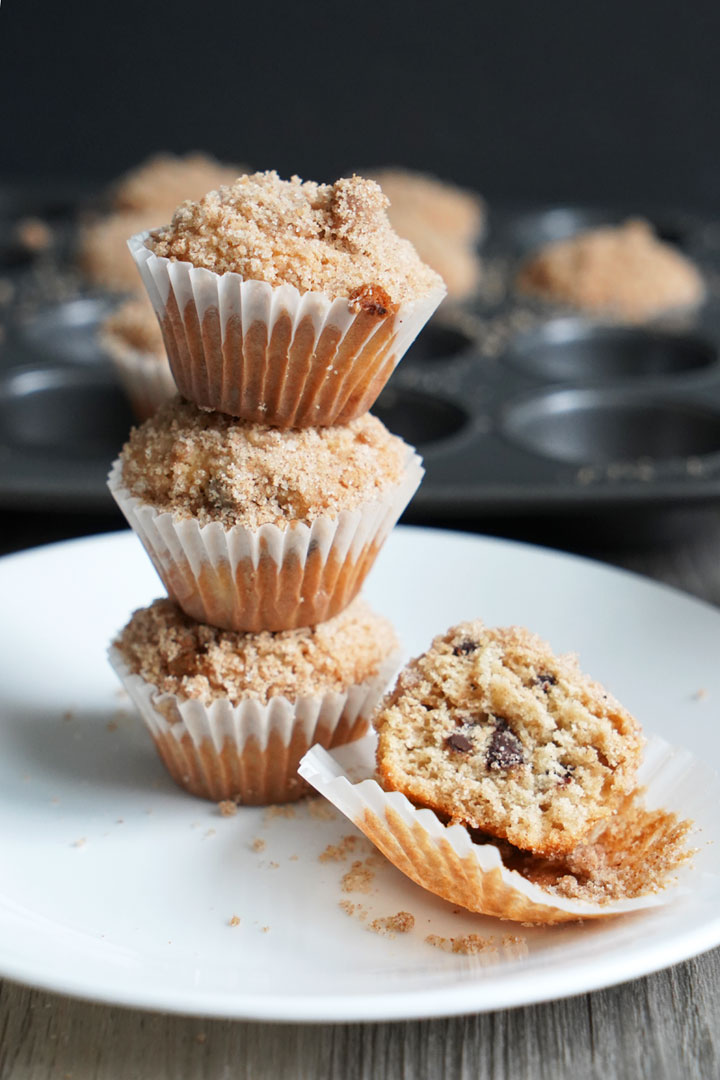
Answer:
top-left (502, 389), bottom-right (720, 466)
top-left (494, 205), bottom-right (702, 256)
top-left (372, 386), bottom-right (470, 448)
top-left (0, 365), bottom-right (133, 458)
top-left (506, 320), bottom-right (718, 383)
top-left (15, 297), bottom-right (119, 365)
top-left (403, 321), bottom-right (474, 364)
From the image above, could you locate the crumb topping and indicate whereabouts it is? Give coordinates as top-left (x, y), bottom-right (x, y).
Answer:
top-left (114, 596), bottom-right (398, 705)
top-left (102, 297), bottom-right (164, 356)
top-left (369, 911), bottom-right (415, 935)
top-left (119, 397), bottom-right (409, 528)
top-left (475, 789), bottom-right (693, 902)
top-left (517, 219), bottom-right (705, 321)
top-left (146, 171), bottom-right (443, 304)
top-left (111, 152), bottom-right (246, 213)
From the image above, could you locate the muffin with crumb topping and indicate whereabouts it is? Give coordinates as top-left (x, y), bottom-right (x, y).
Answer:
top-left (110, 596), bottom-right (400, 803)
top-left (516, 219), bottom-right (704, 322)
top-left (101, 297), bottom-right (176, 420)
top-left (109, 151), bottom-right (246, 214)
top-left (128, 171), bottom-right (445, 426)
top-left (108, 398), bottom-right (423, 632)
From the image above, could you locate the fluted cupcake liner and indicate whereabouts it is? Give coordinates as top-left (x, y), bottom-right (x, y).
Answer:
top-left (298, 734), bottom-right (713, 925)
top-left (128, 231), bottom-right (446, 427)
top-left (107, 449), bottom-right (423, 632)
top-left (109, 648), bottom-right (402, 805)
top-left (102, 334), bottom-right (178, 421)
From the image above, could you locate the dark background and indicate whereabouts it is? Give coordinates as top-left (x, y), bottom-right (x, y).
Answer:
top-left (3, 0), bottom-right (720, 211)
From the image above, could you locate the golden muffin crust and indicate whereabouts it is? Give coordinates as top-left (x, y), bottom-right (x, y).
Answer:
top-left (374, 620), bottom-right (644, 858)
top-left (146, 171), bottom-right (443, 305)
top-left (110, 152), bottom-right (246, 213)
top-left (114, 596), bottom-right (398, 705)
top-left (119, 397), bottom-right (409, 528)
top-left (516, 219), bottom-right (704, 321)
top-left (102, 297), bottom-right (164, 356)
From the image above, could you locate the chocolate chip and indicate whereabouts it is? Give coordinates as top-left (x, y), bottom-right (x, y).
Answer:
top-left (452, 640), bottom-right (478, 656)
top-left (533, 672), bottom-right (557, 692)
top-left (559, 763), bottom-right (575, 785)
top-left (486, 719), bottom-right (524, 769)
top-left (446, 732), bottom-right (474, 753)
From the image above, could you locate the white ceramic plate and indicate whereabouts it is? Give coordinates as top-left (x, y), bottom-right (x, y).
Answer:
top-left (1, 527), bottom-right (719, 1022)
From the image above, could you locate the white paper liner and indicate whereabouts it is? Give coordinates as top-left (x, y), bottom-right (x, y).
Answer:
top-left (107, 448), bottom-right (423, 632)
top-left (109, 647), bottom-right (402, 804)
top-left (104, 338), bottom-right (177, 420)
top-left (298, 733), bottom-right (714, 924)
top-left (128, 231), bottom-right (446, 426)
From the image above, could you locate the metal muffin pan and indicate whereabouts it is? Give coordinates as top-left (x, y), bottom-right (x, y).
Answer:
top-left (1, 183), bottom-right (720, 521)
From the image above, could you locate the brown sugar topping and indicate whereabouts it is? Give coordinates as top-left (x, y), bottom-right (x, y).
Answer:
top-left (119, 398), bottom-right (409, 529)
top-left (517, 219), bottom-right (705, 321)
top-left (113, 596), bottom-right (398, 706)
top-left (146, 171), bottom-right (443, 305)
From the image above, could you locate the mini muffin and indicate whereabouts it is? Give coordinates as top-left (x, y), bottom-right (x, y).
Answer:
top-left (516, 219), bottom-right (705, 322)
top-left (108, 398), bottom-right (423, 632)
top-left (110, 596), bottom-right (400, 803)
top-left (374, 620), bottom-right (644, 858)
top-left (77, 210), bottom-right (161, 294)
top-left (129, 171), bottom-right (445, 426)
top-left (109, 152), bottom-right (246, 213)
top-left (368, 168), bottom-right (485, 302)
top-left (101, 297), bottom-right (176, 420)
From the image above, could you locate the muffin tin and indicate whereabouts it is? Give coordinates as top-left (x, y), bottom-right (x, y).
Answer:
top-left (1, 185), bottom-right (720, 525)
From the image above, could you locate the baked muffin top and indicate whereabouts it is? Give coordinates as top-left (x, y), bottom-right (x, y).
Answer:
top-left (516, 219), bottom-right (704, 321)
top-left (78, 210), bottom-right (161, 293)
top-left (114, 596), bottom-right (398, 705)
top-left (374, 619), bottom-right (644, 858)
top-left (102, 297), bottom-right (164, 356)
top-left (118, 397), bottom-right (410, 528)
top-left (110, 152), bottom-right (245, 214)
top-left (368, 168), bottom-right (486, 246)
top-left (146, 171), bottom-right (444, 306)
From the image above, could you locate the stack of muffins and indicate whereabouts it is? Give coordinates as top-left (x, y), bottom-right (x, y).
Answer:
top-left (107, 171), bottom-right (446, 805)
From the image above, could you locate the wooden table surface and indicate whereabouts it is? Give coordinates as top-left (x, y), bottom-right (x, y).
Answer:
top-left (1, 509), bottom-right (719, 1080)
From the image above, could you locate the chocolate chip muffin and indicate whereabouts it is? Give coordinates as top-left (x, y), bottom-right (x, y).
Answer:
top-left (374, 620), bottom-right (644, 857)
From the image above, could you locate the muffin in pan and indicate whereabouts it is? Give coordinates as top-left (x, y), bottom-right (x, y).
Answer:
top-left (110, 596), bottom-right (400, 804)
top-left (101, 297), bottom-right (176, 420)
top-left (109, 151), bottom-right (246, 214)
top-left (129, 171), bottom-right (445, 426)
top-left (108, 398), bottom-right (423, 632)
top-left (367, 168), bottom-right (486, 302)
top-left (374, 619), bottom-right (644, 858)
top-left (516, 219), bottom-right (705, 322)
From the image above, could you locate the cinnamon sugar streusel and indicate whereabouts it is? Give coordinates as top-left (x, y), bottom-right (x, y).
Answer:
top-left (119, 397), bottom-right (408, 528)
top-left (113, 596), bottom-right (397, 706)
top-left (147, 171), bottom-right (443, 304)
